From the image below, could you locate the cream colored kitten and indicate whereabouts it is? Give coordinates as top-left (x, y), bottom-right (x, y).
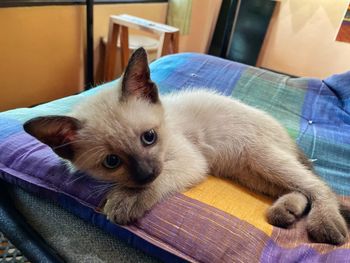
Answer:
top-left (24, 48), bottom-right (349, 245)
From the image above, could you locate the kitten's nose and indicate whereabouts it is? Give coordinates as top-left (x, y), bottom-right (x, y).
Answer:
top-left (136, 169), bottom-right (156, 184)
top-left (133, 162), bottom-right (157, 185)
top-left (129, 156), bottom-right (160, 186)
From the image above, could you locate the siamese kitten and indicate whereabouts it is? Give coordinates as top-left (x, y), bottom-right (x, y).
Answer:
top-left (24, 48), bottom-right (349, 245)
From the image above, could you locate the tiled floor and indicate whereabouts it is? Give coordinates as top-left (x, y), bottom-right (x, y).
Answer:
top-left (0, 232), bottom-right (29, 263)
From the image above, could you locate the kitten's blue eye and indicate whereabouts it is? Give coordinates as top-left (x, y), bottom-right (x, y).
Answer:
top-left (141, 129), bottom-right (157, 146)
top-left (103, 154), bottom-right (121, 169)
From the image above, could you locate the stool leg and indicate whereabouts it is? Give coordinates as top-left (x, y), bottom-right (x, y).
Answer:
top-left (120, 26), bottom-right (130, 72)
top-left (171, 31), bottom-right (180, 54)
top-left (157, 32), bottom-right (180, 58)
top-left (104, 21), bottom-right (120, 81)
top-left (157, 33), bottom-right (171, 58)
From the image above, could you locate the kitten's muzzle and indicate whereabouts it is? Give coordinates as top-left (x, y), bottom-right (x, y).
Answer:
top-left (130, 159), bottom-right (161, 186)
top-left (135, 169), bottom-right (157, 185)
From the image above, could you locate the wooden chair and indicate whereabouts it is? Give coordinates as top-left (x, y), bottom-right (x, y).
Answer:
top-left (104, 14), bottom-right (180, 82)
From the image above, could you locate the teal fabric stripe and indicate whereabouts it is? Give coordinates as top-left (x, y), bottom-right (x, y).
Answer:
top-left (232, 68), bottom-right (307, 139)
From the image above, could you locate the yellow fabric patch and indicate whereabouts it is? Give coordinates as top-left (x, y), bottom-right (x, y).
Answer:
top-left (184, 176), bottom-right (273, 236)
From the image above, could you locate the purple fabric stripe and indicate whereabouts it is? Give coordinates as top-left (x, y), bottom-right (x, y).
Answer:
top-left (0, 132), bottom-right (111, 208)
top-left (132, 194), bottom-right (270, 262)
top-left (261, 240), bottom-right (350, 263)
top-left (270, 216), bottom-right (350, 251)
top-left (265, 216), bottom-right (350, 262)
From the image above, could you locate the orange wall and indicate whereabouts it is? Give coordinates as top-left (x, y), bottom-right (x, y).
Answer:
top-left (179, 0), bottom-right (222, 53)
top-left (0, 1), bottom-right (219, 111)
top-left (257, 0), bottom-right (350, 78)
top-left (0, 3), bottom-right (167, 111)
top-left (0, 6), bottom-right (84, 111)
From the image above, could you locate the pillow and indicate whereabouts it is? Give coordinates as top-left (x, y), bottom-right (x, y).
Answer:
top-left (1, 53), bottom-right (350, 262)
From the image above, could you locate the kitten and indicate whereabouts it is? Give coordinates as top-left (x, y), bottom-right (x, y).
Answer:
top-left (24, 48), bottom-right (349, 245)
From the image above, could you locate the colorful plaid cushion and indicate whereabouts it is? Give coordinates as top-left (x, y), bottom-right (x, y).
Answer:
top-left (1, 53), bottom-right (350, 262)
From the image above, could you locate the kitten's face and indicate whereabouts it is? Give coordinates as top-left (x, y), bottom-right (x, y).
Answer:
top-left (71, 94), bottom-right (166, 187)
top-left (24, 48), bottom-right (166, 188)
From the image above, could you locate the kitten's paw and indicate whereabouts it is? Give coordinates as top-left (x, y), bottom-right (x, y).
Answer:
top-left (103, 193), bottom-right (147, 225)
top-left (267, 192), bottom-right (308, 228)
top-left (307, 207), bottom-right (348, 245)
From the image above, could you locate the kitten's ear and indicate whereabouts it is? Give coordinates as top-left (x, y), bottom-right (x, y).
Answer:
top-left (23, 116), bottom-right (82, 160)
top-left (121, 47), bottom-right (159, 103)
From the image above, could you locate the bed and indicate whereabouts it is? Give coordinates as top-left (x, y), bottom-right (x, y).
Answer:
top-left (1, 53), bottom-right (350, 262)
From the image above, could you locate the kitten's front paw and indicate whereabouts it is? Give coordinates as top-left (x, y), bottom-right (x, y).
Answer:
top-left (103, 193), bottom-right (147, 225)
top-left (307, 207), bottom-right (348, 245)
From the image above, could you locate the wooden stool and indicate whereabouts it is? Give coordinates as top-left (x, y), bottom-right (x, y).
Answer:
top-left (104, 14), bottom-right (180, 82)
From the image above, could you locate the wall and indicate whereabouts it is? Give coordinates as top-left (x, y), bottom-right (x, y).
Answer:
top-left (179, 0), bottom-right (222, 53)
top-left (257, 0), bottom-right (350, 78)
top-left (0, 6), bottom-right (84, 111)
top-left (0, 1), bottom-right (220, 111)
top-left (0, 3), bottom-right (167, 111)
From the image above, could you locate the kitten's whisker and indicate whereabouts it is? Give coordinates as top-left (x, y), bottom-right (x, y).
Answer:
top-left (65, 173), bottom-right (87, 185)
top-left (91, 183), bottom-right (117, 189)
top-left (92, 178), bottom-right (118, 184)
top-left (52, 139), bottom-right (98, 150)
top-left (74, 147), bottom-right (104, 166)
top-left (86, 186), bottom-right (113, 200)
top-left (76, 148), bottom-right (105, 169)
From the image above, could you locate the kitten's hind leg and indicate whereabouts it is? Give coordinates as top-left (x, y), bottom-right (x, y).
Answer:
top-left (250, 146), bottom-right (348, 245)
top-left (267, 191), bottom-right (309, 228)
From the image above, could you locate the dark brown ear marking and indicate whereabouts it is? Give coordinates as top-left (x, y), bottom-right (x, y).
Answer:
top-left (121, 47), bottom-right (159, 103)
top-left (23, 116), bottom-right (82, 160)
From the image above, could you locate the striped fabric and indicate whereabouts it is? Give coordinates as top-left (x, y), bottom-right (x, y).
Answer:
top-left (0, 53), bottom-right (350, 262)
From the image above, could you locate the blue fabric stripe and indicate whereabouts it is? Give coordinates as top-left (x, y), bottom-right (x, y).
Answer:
top-left (298, 77), bottom-right (350, 195)
top-left (151, 53), bottom-right (247, 95)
